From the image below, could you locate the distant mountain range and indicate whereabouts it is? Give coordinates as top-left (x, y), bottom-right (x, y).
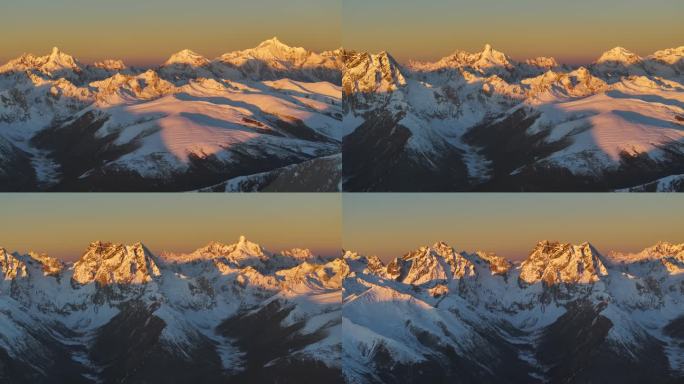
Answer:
top-left (2, 42), bottom-right (683, 192)
top-left (0, 38), bottom-right (342, 191)
top-left (343, 240), bottom-right (684, 383)
top-left (3, 237), bottom-right (682, 383)
top-left (343, 45), bottom-right (684, 191)
top-left (0, 236), bottom-right (344, 383)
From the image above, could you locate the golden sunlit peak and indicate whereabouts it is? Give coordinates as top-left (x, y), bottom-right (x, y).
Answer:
top-left (596, 46), bottom-right (641, 63)
top-left (46, 46), bottom-right (75, 60)
top-left (254, 36), bottom-right (301, 51)
top-left (260, 36), bottom-right (284, 46)
top-left (163, 49), bottom-right (209, 66)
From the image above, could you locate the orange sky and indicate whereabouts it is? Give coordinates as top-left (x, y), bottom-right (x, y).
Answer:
top-left (343, 194), bottom-right (684, 262)
top-left (3, 1), bottom-right (680, 65)
top-left (0, 194), bottom-right (341, 260)
top-left (1, 194), bottom-right (682, 262)
top-left (343, 0), bottom-right (684, 64)
top-left (0, 0), bottom-right (340, 65)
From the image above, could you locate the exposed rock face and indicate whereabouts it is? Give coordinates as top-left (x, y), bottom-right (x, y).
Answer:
top-left (0, 247), bottom-right (28, 280)
top-left (474, 250), bottom-right (511, 275)
top-left (519, 241), bottom-right (608, 285)
top-left (72, 241), bottom-right (161, 285)
top-left (27, 251), bottom-right (64, 276)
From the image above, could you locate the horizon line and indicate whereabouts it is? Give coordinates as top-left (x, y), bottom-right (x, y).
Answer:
top-left (0, 37), bottom-right (343, 67)
top-left (343, 43), bottom-right (682, 67)
top-left (3, 239), bottom-right (342, 262)
top-left (347, 239), bottom-right (682, 263)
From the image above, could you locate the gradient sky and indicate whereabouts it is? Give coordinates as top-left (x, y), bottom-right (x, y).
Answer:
top-left (0, 0), bottom-right (340, 66)
top-left (343, 0), bottom-right (684, 64)
top-left (343, 194), bottom-right (684, 262)
top-left (0, 194), bottom-right (341, 261)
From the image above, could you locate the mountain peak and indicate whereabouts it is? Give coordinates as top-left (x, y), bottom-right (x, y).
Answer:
top-left (233, 235), bottom-right (264, 256)
top-left (279, 247), bottom-right (315, 261)
top-left (612, 241), bottom-right (684, 264)
top-left (473, 250), bottom-right (512, 275)
top-left (248, 36), bottom-right (308, 58)
top-left (41, 46), bottom-right (80, 74)
top-left (596, 46), bottom-right (641, 64)
top-left (164, 49), bottom-right (209, 66)
top-left (27, 251), bottom-right (64, 276)
top-left (395, 241), bottom-right (476, 285)
top-left (411, 43), bottom-right (513, 74)
top-left (477, 43), bottom-right (511, 67)
top-left (520, 241), bottom-right (608, 285)
top-left (171, 236), bottom-right (268, 268)
top-left (0, 247), bottom-right (28, 280)
top-left (73, 241), bottom-right (160, 285)
top-left (649, 46), bottom-right (684, 64)
top-left (343, 50), bottom-right (406, 94)
top-left (93, 59), bottom-right (126, 71)
top-left (258, 36), bottom-right (286, 48)
top-left (525, 56), bottom-right (559, 69)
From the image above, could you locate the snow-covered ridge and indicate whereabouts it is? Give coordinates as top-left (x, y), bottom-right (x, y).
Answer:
top-left (0, 38), bottom-right (341, 82)
top-left (346, 239), bottom-right (684, 287)
top-left (0, 235), bottom-right (338, 283)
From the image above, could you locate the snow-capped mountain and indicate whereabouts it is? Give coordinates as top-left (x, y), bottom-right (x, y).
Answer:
top-left (215, 37), bottom-right (342, 83)
top-left (343, 240), bottom-right (684, 383)
top-left (0, 38), bottom-right (342, 191)
top-left (0, 236), bottom-right (344, 383)
top-left (343, 45), bottom-right (684, 191)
